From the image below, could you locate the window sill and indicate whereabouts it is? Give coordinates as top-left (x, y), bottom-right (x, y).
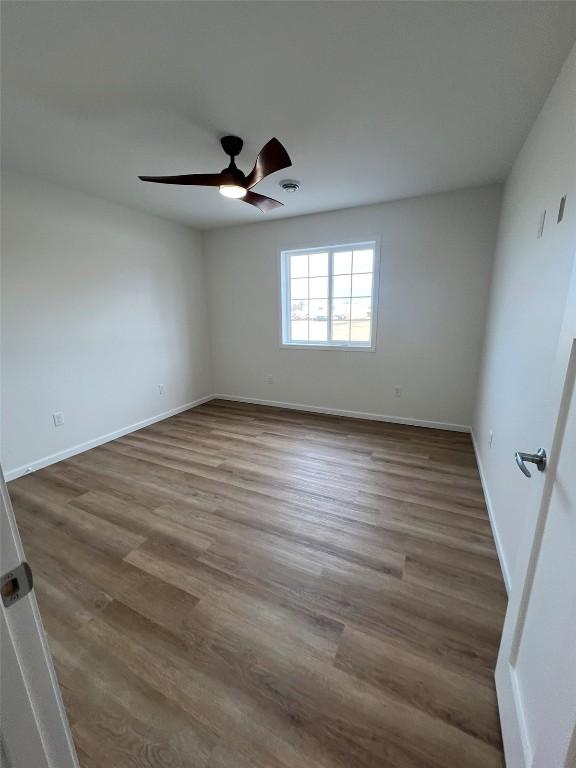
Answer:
top-left (280, 343), bottom-right (376, 352)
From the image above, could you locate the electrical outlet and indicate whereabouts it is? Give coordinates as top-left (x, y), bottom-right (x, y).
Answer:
top-left (265, 375), bottom-right (274, 385)
top-left (53, 411), bottom-right (65, 427)
top-left (489, 430), bottom-right (494, 448)
top-left (394, 386), bottom-right (402, 398)
top-left (158, 384), bottom-right (165, 395)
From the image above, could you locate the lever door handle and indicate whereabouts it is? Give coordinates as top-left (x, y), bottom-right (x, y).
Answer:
top-left (515, 448), bottom-right (547, 478)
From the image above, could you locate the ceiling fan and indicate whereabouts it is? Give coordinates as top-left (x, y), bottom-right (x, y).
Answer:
top-left (138, 136), bottom-right (292, 213)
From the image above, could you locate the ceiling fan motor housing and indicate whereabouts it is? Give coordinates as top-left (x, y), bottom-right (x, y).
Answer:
top-left (220, 168), bottom-right (246, 187)
top-left (220, 135), bottom-right (244, 159)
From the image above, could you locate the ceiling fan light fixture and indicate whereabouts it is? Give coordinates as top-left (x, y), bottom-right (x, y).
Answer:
top-left (219, 184), bottom-right (247, 199)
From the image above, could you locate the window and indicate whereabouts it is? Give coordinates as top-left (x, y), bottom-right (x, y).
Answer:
top-left (280, 241), bottom-right (378, 349)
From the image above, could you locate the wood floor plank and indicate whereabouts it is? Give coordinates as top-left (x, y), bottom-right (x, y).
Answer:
top-left (56, 620), bottom-right (218, 768)
top-left (79, 604), bottom-right (336, 768)
top-left (10, 400), bottom-right (506, 767)
top-left (334, 626), bottom-right (502, 749)
top-left (403, 555), bottom-right (508, 613)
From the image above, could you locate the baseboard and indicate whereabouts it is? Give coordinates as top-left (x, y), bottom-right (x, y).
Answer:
top-left (5, 392), bottom-right (509, 595)
top-left (5, 391), bottom-right (473, 486)
top-left (212, 394), bottom-right (471, 433)
top-left (4, 394), bottom-right (215, 482)
top-left (471, 429), bottom-right (511, 594)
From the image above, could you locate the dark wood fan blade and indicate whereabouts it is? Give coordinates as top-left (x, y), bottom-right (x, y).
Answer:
top-left (245, 138), bottom-right (291, 189)
top-left (138, 173), bottom-right (223, 186)
top-left (242, 191), bottom-right (284, 213)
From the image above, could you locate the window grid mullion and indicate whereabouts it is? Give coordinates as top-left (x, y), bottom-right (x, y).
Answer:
top-left (328, 250), bottom-right (334, 342)
top-left (285, 253), bottom-right (290, 344)
top-left (307, 254), bottom-right (311, 343)
top-left (349, 250), bottom-right (354, 343)
top-left (348, 293), bottom-right (352, 342)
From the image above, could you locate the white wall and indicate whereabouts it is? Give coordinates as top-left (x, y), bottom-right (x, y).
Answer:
top-left (205, 185), bottom-right (502, 430)
top-left (1, 172), bottom-right (212, 478)
top-left (474, 44), bottom-right (576, 589)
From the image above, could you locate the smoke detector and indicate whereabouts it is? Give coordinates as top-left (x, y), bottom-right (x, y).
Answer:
top-left (279, 179), bottom-right (300, 193)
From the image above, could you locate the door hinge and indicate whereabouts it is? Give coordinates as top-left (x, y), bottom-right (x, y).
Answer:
top-left (1, 562), bottom-right (33, 608)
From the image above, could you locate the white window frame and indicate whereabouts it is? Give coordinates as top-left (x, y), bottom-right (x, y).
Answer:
top-left (279, 239), bottom-right (380, 351)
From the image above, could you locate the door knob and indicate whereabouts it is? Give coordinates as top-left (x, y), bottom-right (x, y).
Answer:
top-left (515, 448), bottom-right (547, 478)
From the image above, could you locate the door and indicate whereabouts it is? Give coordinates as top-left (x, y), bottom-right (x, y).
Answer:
top-left (496, 254), bottom-right (576, 768)
top-left (0, 466), bottom-right (78, 768)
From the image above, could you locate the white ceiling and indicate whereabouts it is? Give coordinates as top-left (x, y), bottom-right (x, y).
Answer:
top-left (2, 2), bottom-right (575, 230)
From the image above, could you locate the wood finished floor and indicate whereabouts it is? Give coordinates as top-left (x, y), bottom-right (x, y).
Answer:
top-left (10, 400), bottom-right (507, 768)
